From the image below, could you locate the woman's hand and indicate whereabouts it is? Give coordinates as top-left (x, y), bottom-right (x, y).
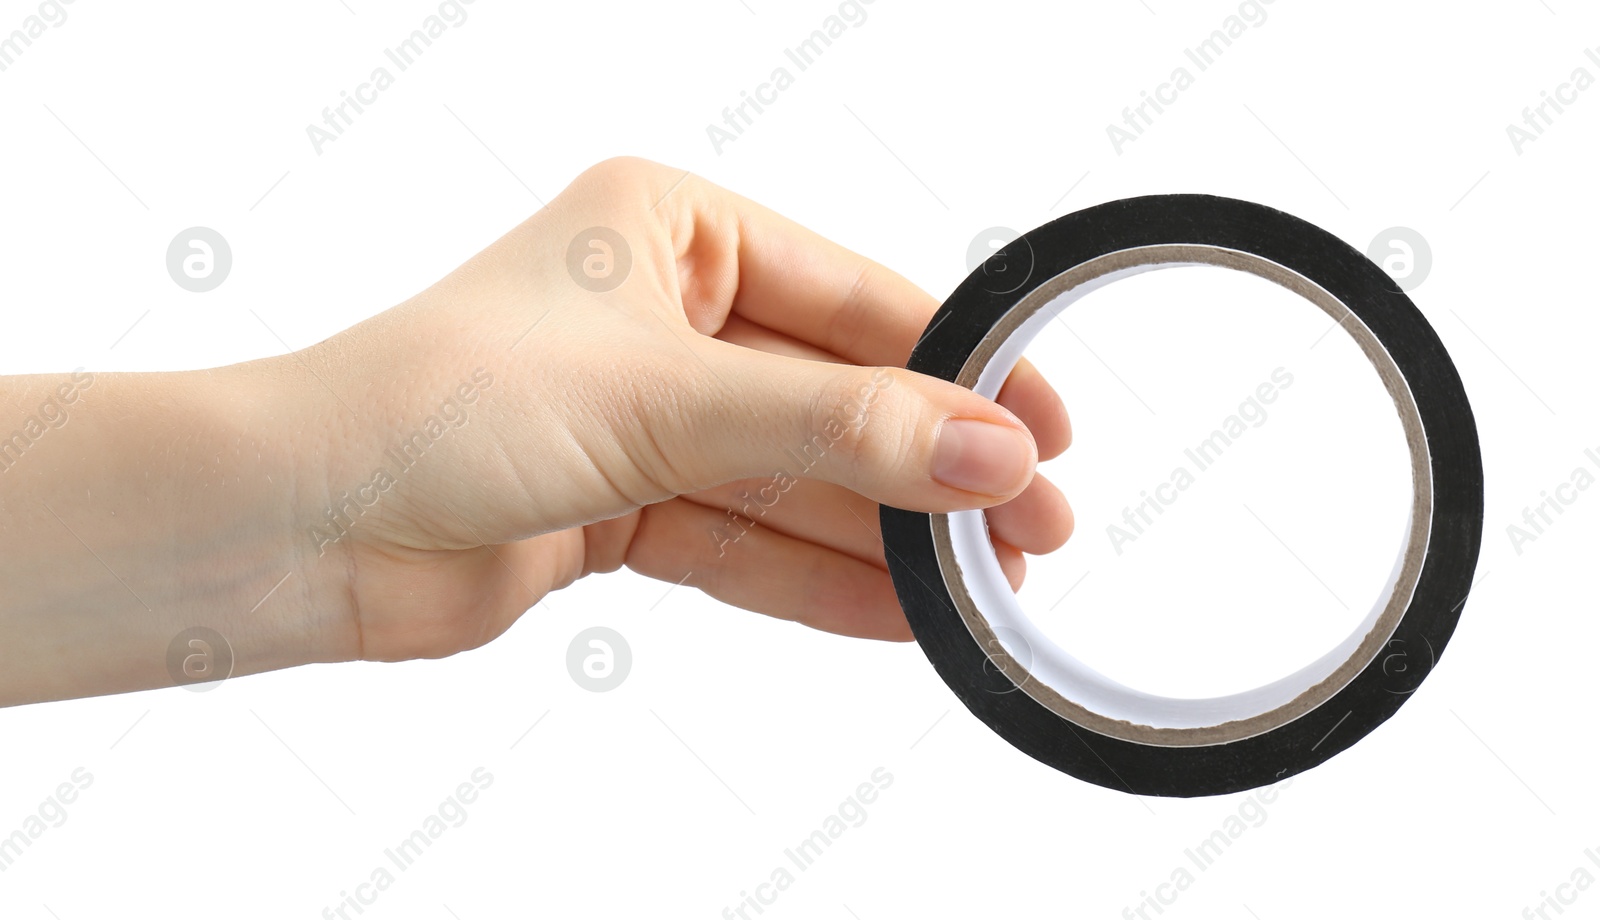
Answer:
top-left (314, 156), bottom-right (1074, 659)
top-left (0, 157), bottom-right (1073, 705)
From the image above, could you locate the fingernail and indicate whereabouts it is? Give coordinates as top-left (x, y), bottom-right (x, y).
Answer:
top-left (932, 419), bottom-right (1035, 496)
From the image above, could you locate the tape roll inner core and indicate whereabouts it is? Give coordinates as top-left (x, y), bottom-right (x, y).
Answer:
top-left (934, 244), bottom-right (1433, 746)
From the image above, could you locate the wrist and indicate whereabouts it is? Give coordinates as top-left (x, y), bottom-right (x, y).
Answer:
top-left (211, 352), bottom-right (367, 670)
top-left (0, 360), bottom-right (358, 704)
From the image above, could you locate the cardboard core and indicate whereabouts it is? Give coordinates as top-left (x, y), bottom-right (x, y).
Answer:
top-left (932, 245), bottom-right (1432, 747)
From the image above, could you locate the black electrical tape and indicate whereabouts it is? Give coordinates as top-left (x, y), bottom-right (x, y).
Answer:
top-left (881, 195), bottom-right (1483, 797)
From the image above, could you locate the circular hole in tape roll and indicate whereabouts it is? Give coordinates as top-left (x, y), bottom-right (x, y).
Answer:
top-left (880, 195), bottom-right (1484, 797)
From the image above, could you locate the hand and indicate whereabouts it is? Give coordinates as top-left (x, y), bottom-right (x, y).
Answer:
top-left (0, 157), bottom-right (1073, 705)
top-left (312, 157), bottom-right (1074, 660)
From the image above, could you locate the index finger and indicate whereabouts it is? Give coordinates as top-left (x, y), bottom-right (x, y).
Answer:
top-left (658, 167), bottom-right (1071, 457)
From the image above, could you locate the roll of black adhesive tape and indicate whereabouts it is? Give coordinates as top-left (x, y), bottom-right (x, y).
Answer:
top-left (881, 195), bottom-right (1483, 797)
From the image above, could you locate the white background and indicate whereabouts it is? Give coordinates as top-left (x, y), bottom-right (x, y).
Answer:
top-left (2, 0), bottom-right (1597, 917)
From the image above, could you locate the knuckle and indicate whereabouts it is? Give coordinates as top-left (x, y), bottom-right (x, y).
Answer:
top-left (823, 259), bottom-right (880, 358)
top-left (581, 156), bottom-right (671, 193)
top-left (586, 155), bottom-right (648, 179)
top-left (809, 366), bottom-right (913, 476)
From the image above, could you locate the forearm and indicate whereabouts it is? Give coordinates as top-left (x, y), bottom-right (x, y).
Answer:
top-left (0, 360), bottom-right (355, 705)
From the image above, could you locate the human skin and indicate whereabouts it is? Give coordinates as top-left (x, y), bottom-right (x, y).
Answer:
top-left (0, 157), bottom-right (1073, 707)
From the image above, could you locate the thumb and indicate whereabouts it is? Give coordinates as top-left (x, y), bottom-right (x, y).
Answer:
top-left (667, 342), bottom-right (1039, 512)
